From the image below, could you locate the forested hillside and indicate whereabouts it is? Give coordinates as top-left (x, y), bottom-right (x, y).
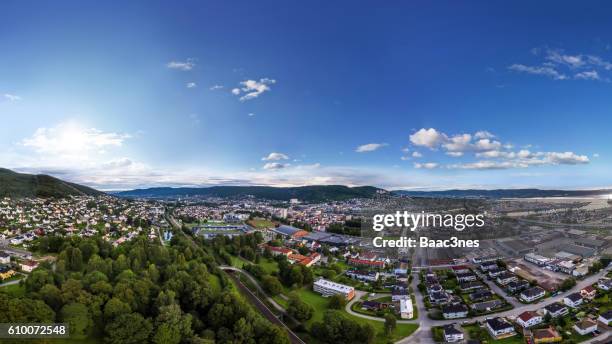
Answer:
top-left (0, 234), bottom-right (290, 344)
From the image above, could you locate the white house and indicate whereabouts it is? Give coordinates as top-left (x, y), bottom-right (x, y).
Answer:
top-left (543, 303), bottom-right (568, 318)
top-left (442, 304), bottom-right (468, 319)
top-left (486, 318), bottom-right (516, 339)
top-left (443, 324), bottom-right (464, 343)
top-left (399, 298), bottom-right (413, 319)
top-left (563, 293), bottom-right (584, 308)
top-left (0, 251), bottom-right (10, 264)
top-left (598, 310), bottom-right (612, 326)
top-left (516, 311), bottom-right (543, 328)
top-left (20, 260), bottom-right (38, 273)
top-left (520, 286), bottom-right (545, 303)
top-left (573, 319), bottom-right (598, 336)
top-left (596, 278), bottom-right (612, 291)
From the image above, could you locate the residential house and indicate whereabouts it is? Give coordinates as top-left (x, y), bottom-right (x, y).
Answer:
top-left (543, 303), bottom-right (569, 318)
top-left (456, 272), bottom-right (477, 283)
top-left (20, 260), bottom-right (38, 272)
top-left (507, 279), bottom-right (530, 293)
top-left (392, 289), bottom-right (410, 302)
top-left (496, 271), bottom-right (518, 286)
top-left (488, 267), bottom-right (506, 278)
top-left (442, 304), bottom-right (469, 319)
top-left (532, 327), bottom-right (562, 344)
top-left (0, 264), bottom-right (15, 280)
top-left (573, 318), bottom-right (598, 336)
top-left (451, 265), bottom-right (471, 274)
top-left (517, 311), bottom-right (543, 328)
top-left (0, 251), bottom-right (9, 264)
top-left (596, 278), bottom-right (612, 291)
top-left (598, 310), bottom-right (612, 326)
top-left (443, 324), bottom-right (464, 343)
top-left (346, 270), bottom-right (379, 282)
top-left (520, 286), bottom-right (545, 303)
top-left (399, 298), bottom-right (413, 319)
top-left (469, 289), bottom-right (493, 302)
top-left (580, 286), bottom-right (597, 300)
top-left (479, 262), bottom-right (498, 272)
top-left (485, 318), bottom-right (516, 339)
top-left (563, 292), bottom-right (583, 308)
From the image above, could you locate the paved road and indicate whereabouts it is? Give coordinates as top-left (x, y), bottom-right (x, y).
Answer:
top-left (0, 277), bottom-right (24, 287)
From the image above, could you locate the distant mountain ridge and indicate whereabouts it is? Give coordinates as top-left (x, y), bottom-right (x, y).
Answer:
top-left (0, 168), bottom-right (103, 198)
top-left (393, 188), bottom-right (612, 198)
top-left (113, 185), bottom-right (384, 201)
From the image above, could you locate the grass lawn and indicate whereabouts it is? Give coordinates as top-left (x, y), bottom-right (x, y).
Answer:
top-left (248, 218), bottom-right (276, 229)
top-left (258, 257), bottom-right (279, 274)
top-left (229, 255), bottom-right (249, 268)
top-left (0, 283), bottom-right (25, 297)
top-left (209, 274), bottom-right (222, 294)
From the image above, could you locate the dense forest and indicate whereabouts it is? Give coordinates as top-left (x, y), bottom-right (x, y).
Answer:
top-left (0, 233), bottom-right (290, 344)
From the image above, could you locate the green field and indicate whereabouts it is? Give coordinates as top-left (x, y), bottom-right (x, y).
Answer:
top-left (0, 283), bottom-right (25, 297)
top-left (248, 218), bottom-right (276, 229)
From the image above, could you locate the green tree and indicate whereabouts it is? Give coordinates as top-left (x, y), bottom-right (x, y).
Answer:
top-left (287, 294), bottom-right (314, 322)
top-left (384, 313), bottom-right (396, 336)
top-left (262, 276), bottom-right (283, 296)
top-left (60, 303), bottom-right (92, 336)
top-left (105, 313), bottom-right (152, 344)
top-left (328, 294), bottom-right (347, 309)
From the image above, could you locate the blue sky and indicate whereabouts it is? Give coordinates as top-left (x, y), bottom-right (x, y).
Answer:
top-left (0, 1), bottom-right (611, 190)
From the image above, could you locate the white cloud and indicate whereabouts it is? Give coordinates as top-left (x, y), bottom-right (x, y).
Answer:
top-left (511, 48), bottom-right (612, 81)
top-left (209, 85), bottom-right (224, 90)
top-left (474, 131), bottom-right (495, 139)
top-left (248, 113), bottom-right (255, 117)
top-left (233, 78), bottom-right (276, 101)
top-left (443, 134), bottom-right (472, 152)
top-left (414, 162), bottom-right (438, 169)
top-left (355, 143), bottom-right (388, 153)
top-left (167, 59), bottom-right (196, 71)
top-left (544, 151), bottom-right (589, 165)
top-left (575, 70), bottom-right (600, 80)
top-left (412, 151), bottom-right (423, 158)
top-left (593, 153), bottom-right (600, 158)
top-left (409, 128), bottom-right (447, 149)
top-left (22, 122), bottom-right (129, 156)
top-left (186, 82), bottom-right (197, 88)
top-left (262, 152), bottom-right (289, 161)
top-left (546, 50), bottom-right (585, 68)
top-left (3, 94), bottom-right (21, 101)
top-left (474, 138), bottom-right (502, 151)
top-left (508, 64), bottom-right (568, 80)
top-left (400, 156), bottom-right (410, 161)
top-left (263, 162), bottom-right (290, 170)
top-left (446, 152), bottom-right (464, 157)
top-left (101, 158), bottom-right (133, 169)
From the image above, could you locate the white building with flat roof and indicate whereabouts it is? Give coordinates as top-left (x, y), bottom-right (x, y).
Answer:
top-left (399, 298), bottom-right (413, 319)
top-left (313, 278), bottom-right (355, 300)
